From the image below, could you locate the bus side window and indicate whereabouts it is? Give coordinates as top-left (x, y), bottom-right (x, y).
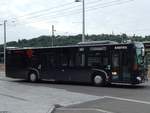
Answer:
top-left (49, 56), bottom-right (55, 67)
top-left (53, 53), bottom-right (61, 67)
top-left (103, 57), bottom-right (108, 66)
top-left (87, 52), bottom-right (102, 67)
top-left (61, 54), bottom-right (68, 67)
top-left (70, 54), bottom-right (78, 67)
top-left (75, 53), bottom-right (83, 67)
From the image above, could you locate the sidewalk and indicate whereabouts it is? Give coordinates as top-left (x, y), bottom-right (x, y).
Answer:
top-left (53, 96), bottom-right (150, 113)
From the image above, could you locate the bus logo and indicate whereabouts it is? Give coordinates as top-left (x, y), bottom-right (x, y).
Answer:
top-left (115, 46), bottom-right (127, 50)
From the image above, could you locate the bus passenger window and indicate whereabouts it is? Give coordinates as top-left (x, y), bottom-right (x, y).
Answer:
top-left (87, 53), bottom-right (101, 67)
top-left (69, 55), bottom-right (75, 67)
top-left (61, 54), bottom-right (68, 67)
top-left (75, 53), bottom-right (83, 67)
top-left (103, 57), bottom-right (108, 66)
top-left (88, 57), bottom-right (101, 66)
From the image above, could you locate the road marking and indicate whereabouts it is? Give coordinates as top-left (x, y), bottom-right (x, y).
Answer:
top-left (0, 92), bottom-right (28, 102)
top-left (104, 96), bottom-right (150, 105)
top-left (57, 108), bottom-right (115, 113)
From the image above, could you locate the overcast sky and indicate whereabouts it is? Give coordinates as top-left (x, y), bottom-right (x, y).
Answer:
top-left (0, 0), bottom-right (149, 44)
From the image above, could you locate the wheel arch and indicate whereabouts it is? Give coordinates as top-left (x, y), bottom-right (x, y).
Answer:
top-left (91, 69), bottom-right (108, 81)
top-left (28, 68), bottom-right (40, 79)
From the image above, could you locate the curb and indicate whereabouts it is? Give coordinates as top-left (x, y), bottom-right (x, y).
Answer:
top-left (48, 104), bottom-right (63, 113)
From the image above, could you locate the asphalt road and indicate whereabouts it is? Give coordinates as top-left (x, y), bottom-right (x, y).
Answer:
top-left (0, 72), bottom-right (150, 113)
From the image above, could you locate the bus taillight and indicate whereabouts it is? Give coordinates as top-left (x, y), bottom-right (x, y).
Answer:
top-left (26, 49), bottom-right (33, 58)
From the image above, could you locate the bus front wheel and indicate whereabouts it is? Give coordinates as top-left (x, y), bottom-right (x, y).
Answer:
top-left (93, 75), bottom-right (105, 86)
top-left (28, 72), bottom-right (38, 82)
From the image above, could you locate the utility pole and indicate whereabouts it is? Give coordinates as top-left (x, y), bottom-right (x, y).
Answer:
top-left (82, 0), bottom-right (85, 42)
top-left (51, 25), bottom-right (56, 47)
top-left (4, 20), bottom-right (7, 73)
top-left (75, 0), bottom-right (85, 42)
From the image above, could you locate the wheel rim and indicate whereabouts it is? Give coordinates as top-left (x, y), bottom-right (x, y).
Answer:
top-left (94, 75), bottom-right (103, 85)
top-left (30, 73), bottom-right (37, 82)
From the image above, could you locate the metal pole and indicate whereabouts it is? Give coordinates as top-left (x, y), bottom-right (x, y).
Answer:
top-left (4, 20), bottom-right (7, 73)
top-left (75, 0), bottom-right (85, 42)
top-left (82, 0), bottom-right (85, 42)
top-left (52, 25), bottom-right (54, 47)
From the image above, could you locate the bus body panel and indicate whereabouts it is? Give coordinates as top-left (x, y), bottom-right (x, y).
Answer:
top-left (6, 50), bottom-right (29, 79)
top-left (6, 42), bottom-right (148, 84)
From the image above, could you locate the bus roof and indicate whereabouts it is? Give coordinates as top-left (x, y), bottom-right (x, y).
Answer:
top-left (78, 40), bottom-right (118, 45)
top-left (6, 42), bottom-right (134, 51)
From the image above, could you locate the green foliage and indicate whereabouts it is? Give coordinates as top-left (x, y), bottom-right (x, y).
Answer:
top-left (0, 34), bottom-right (150, 52)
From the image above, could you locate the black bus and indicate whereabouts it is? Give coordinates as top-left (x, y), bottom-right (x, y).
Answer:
top-left (6, 41), bottom-right (148, 86)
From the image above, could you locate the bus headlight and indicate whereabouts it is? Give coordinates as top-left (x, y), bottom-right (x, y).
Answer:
top-left (136, 77), bottom-right (142, 81)
top-left (112, 72), bottom-right (117, 75)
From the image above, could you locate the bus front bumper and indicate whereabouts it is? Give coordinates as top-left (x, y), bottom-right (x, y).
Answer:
top-left (135, 75), bottom-right (148, 84)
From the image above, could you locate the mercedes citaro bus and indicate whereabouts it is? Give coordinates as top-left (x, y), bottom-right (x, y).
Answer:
top-left (6, 41), bottom-right (148, 86)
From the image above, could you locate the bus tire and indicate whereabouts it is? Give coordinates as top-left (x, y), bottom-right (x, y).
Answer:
top-left (28, 71), bottom-right (38, 82)
top-left (92, 74), bottom-right (105, 86)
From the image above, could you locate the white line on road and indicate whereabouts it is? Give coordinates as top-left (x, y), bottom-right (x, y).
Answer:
top-left (104, 96), bottom-right (150, 105)
top-left (57, 108), bottom-right (115, 113)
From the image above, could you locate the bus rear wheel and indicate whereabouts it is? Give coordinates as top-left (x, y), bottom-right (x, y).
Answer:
top-left (93, 75), bottom-right (105, 86)
top-left (28, 72), bottom-right (38, 82)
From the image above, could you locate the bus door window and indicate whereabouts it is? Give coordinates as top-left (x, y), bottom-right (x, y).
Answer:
top-left (74, 52), bottom-right (86, 67)
top-left (122, 51), bottom-right (130, 81)
top-left (75, 53), bottom-right (82, 67)
top-left (39, 54), bottom-right (51, 77)
top-left (111, 53), bottom-right (120, 80)
top-left (47, 54), bottom-right (56, 68)
top-left (60, 52), bottom-right (76, 67)
top-left (102, 52), bottom-right (109, 68)
top-left (60, 53), bottom-right (68, 67)
top-left (112, 54), bottom-right (119, 67)
top-left (75, 52), bottom-right (85, 67)
top-left (81, 54), bottom-right (85, 67)
top-left (68, 51), bottom-right (77, 67)
top-left (41, 52), bottom-right (60, 79)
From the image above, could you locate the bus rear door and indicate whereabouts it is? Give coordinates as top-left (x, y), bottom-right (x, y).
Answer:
top-left (40, 53), bottom-right (56, 80)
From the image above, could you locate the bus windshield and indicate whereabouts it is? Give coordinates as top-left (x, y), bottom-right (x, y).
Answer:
top-left (135, 42), bottom-right (145, 64)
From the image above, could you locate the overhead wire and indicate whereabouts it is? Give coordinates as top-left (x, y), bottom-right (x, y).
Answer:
top-left (86, 0), bottom-right (134, 13)
top-left (10, 0), bottom-right (134, 31)
top-left (13, 0), bottom-right (100, 19)
top-left (6, 0), bottom-right (136, 40)
top-left (12, 0), bottom-right (103, 25)
top-left (10, 2), bottom-right (75, 19)
top-left (15, 0), bottom-right (104, 21)
top-left (22, 0), bottom-right (134, 25)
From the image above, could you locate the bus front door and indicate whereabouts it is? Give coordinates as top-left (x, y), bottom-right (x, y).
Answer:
top-left (111, 52), bottom-right (121, 82)
top-left (40, 54), bottom-right (55, 80)
top-left (111, 51), bottom-right (130, 83)
top-left (121, 51), bottom-right (131, 82)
